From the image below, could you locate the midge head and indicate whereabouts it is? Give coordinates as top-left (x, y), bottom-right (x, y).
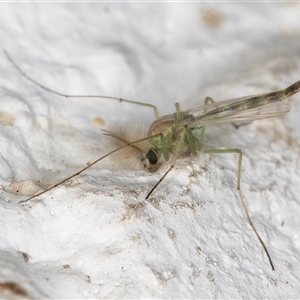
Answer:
top-left (103, 105), bottom-right (202, 173)
top-left (102, 119), bottom-right (168, 170)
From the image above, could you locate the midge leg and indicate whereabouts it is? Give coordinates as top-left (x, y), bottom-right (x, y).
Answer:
top-left (19, 132), bottom-right (165, 204)
top-left (4, 50), bottom-right (160, 119)
top-left (5, 49), bottom-right (168, 203)
top-left (199, 96), bottom-right (240, 148)
top-left (199, 135), bottom-right (274, 270)
top-left (199, 96), bottom-right (215, 148)
top-left (145, 126), bottom-right (188, 200)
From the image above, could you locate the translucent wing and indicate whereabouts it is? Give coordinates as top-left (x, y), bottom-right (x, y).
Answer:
top-left (186, 93), bottom-right (291, 128)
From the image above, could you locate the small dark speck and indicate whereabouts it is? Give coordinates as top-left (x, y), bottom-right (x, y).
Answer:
top-left (17, 251), bottom-right (31, 262)
top-left (86, 275), bottom-right (91, 283)
top-left (63, 264), bottom-right (70, 269)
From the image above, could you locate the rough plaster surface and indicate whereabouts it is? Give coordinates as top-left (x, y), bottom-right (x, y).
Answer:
top-left (0, 3), bottom-right (300, 299)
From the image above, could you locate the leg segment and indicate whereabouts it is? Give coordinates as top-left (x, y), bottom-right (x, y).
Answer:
top-left (203, 147), bottom-right (242, 190)
top-left (4, 50), bottom-right (160, 119)
top-left (19, 131), bottom-right (165, 204)
top-left (199, 97), bottom-right (215, 149)
top-left (146, 126), bottom-right (188, 199)
top-left (201, 146), bottom-right (274, 270)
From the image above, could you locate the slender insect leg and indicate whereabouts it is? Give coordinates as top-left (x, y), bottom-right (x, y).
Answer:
top-left (202, 147), bottom-right (274, 270)
top-left (204, 96), bottom-right (215, 106)
top-left (199, 97), bottom-right (215, 148)
top-left (203, 148), bottom-right (242, 190)
top-left (4, 50), bottom-right (160, 119)
top-left (237, 189), bottom-right (275, 270)
top-left (19, 132), bottom-right (165, 205)
top-left (145, 126), bottom-right (188, 200)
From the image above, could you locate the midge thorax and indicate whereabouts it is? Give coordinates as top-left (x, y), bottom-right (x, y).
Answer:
top-left (146, 103), bottom-right (202, 165)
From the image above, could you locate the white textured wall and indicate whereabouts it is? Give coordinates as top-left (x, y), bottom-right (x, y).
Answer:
top-left (0, 3), bottom-right (300, 299)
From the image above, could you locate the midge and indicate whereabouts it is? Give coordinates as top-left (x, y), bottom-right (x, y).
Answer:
top-left (5, 51), bottom-right (300, 271)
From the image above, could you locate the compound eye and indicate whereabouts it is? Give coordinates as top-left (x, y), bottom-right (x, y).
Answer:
top-left (146, 149), bottom-right (158, 165)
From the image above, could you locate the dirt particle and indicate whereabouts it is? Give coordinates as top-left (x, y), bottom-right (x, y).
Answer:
top-left (86, 275), bottom-right (91, 283)
top-left (0, 282), bottom-right (28, 297)
top-left (167, 229), bottom-right (176, 240)
top-left (122, 200), bottom-right (146, 220)
top-left (63, 264), bottom-right (70, 269)
top-left (17, 251), bottom-right (31, 262)
top-left (92, 116), bottom-right (105, 128)
top-left (201, 8), bottom-right (224, 29)
top-left (0, 111), bottom-right (16, 126)
top-left (7, 180), bottom-right (43, 196)
top-left (206, 271), bottom-right (215, 283)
